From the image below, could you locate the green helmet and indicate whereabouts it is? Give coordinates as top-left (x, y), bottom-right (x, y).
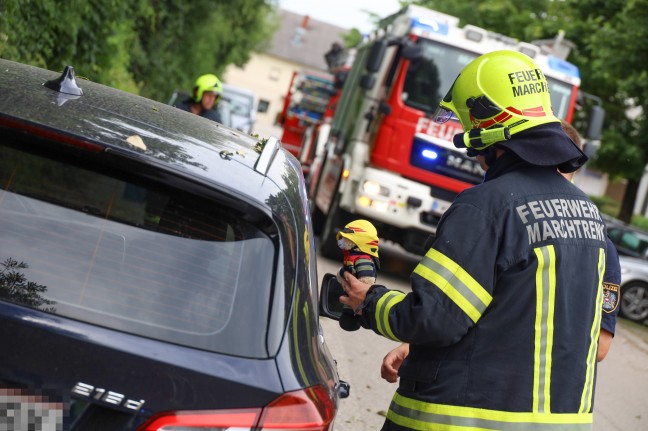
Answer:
top-left (193, 74), bottom-right (223, 103)
top-left (434, 50), bottom-right (559, 150)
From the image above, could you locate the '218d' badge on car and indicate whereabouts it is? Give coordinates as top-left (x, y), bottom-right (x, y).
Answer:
top-left (602, 282), bottom-right (620, 313)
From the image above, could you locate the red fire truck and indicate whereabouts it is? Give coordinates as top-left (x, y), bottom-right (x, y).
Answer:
top-left (276, 69), bottom-right (335, 174)
top-left (306, 5), bottom-right (604, 257)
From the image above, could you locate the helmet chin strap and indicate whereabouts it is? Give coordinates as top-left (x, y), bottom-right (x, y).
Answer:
top-left (483, 146), bottom-right (500, 166)
top-left (464, 146), bottom-right (499, 166)
top-left (453, 126), bottom-right (511, 151)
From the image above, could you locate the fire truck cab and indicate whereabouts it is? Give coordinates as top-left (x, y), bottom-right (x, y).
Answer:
top-left (307, 5), bottom-right (604, 257)
top-left (276, 69), bottom-right (335, 175)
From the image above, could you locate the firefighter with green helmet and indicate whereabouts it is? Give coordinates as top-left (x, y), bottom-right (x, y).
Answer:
top-left (175, 73), bottom-right (224, 123)
top-left (339, 50), bottom-right (605, 430)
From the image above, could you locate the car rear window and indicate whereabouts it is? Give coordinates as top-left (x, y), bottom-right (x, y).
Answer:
top-left (0, 141), bottom-right (275, 358)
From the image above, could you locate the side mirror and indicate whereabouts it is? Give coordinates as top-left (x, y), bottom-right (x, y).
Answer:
top-left (319, 273), bottom-right (344, 320)
top-left (378, 101), bottom-right (392, 116)
top-left (365, 40), bottom-right (387, 73)
top-left (586, 105), bottom-right (605, 141)
top-left (359, 74), bottom-right (376, 90)
top-left (401, 43), bottom-right (422, 61)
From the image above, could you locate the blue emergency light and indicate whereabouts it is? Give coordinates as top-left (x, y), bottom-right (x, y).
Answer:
top-left (548, 56), bottom-right (580, 79)
top-left (422, 149), bottom-right (439, 160)
top-left (411, 17), bottom-right (449, 36)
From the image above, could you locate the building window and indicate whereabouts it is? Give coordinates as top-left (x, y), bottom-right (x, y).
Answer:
top-left (269, 67), bottom-right (281, 81)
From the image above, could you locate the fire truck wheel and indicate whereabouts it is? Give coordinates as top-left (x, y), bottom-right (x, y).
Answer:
top-left (311, 205), bottom-right (325, 236)
top-left (319, 196), bottom-right (352, 260)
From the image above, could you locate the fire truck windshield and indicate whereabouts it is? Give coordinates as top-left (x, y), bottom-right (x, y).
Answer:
top-left (402, 40), bottom-right (477, 115)
top-left (402, 39), bottom-right (576, 121)
top-left (547, 78), bottom-right (573, 120)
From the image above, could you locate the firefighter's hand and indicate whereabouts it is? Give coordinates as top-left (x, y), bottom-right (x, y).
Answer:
top-left (381, 343), bottom-right (409, 383)
top-left (339, 272), bottom-right (370, 314)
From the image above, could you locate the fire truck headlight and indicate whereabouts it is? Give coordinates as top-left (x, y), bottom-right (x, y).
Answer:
top-left (362, 180), bottom-right (389, 196)
top-left (358, 196), bottom-right (371, 207)
top-left (371, 200), bottom-right (389, 212)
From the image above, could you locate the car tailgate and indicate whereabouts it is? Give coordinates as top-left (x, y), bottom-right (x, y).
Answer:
top-left (0, 302), bottom-right (283, 430)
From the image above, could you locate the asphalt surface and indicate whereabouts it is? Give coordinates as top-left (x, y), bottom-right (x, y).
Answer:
top-left (317, 243), bottom-right (648, 431)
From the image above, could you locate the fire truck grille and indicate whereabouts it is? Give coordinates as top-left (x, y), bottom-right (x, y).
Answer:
top-left (430, 186), bottom-right (458, 203)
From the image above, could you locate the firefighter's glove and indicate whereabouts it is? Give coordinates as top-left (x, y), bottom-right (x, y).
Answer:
top-left (339, 306), bottom-right (362, 331)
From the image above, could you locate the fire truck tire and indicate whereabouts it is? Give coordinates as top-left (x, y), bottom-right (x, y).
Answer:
top-left (318, 195), bottom-right (352, 259)
top-left (311, 204), bottom-right (325, 236)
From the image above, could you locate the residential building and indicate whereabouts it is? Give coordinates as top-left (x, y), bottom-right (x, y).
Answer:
top-left (223, 9), bottom-right (347, 136)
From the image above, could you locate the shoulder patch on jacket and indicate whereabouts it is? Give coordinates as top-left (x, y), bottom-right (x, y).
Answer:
top-left (602, 282), bottom-right (620, 314)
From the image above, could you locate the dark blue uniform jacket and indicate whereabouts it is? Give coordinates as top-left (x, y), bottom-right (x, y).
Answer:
top-left (361, 152), bottom-right (607, 429)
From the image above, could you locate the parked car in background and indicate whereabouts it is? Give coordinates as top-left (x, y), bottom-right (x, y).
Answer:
top-left (222, 83), bottom-right (259, 135)
top-left (602, 223), bottom-right (648, 322)
top-left (618, 255), bottom-right (648, 323)
top-left (608, 224), bottom-right (648, 260)
top-left (167, 84), bottom-right (259, 135)
top-left (0, 58), bottom-right (347, 430)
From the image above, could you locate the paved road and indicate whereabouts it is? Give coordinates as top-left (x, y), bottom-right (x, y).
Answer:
top-left (317, 244), bottom-right (648, 431)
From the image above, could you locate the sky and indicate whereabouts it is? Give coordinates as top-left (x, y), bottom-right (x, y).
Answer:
top-left (279, 0), bottom-right (403, 34)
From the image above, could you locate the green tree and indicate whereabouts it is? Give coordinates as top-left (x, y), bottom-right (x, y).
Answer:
top-left (341, 29), bottom-right (363, 48)
top-left (564, 0), bottom-right (648, 222)
top-left (0, 0), bottom-right (145, 92)
top-left (131, 0), bottom-right (279, 101)
top-left (0, 0), bottom-right (279, 101)
top-left (0, 258), bottom-right (56, 312)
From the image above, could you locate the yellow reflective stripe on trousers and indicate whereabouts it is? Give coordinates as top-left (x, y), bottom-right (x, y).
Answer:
top-left (580, 247), bottom-right (605, 413)
top-left (375, 290), bottom-right (406, 341)
top-left (413, 248), bottom-right (492, 323)
top-left (533, 245), bottom-right (557, 413)
top-left (387, 392), bottom-right (593, 431)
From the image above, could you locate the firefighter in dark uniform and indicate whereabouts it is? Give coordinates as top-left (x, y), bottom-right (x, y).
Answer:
top-left (340, 50), bottom-right (606, 430)
top-left (380, 120), bottom-right (621, 392)
top-left (599, 238), bottom-right (621, 358)
top-left (560, 120), bottom-right (620, 361)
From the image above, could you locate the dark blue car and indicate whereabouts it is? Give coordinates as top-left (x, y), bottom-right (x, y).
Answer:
top-left (0, 58), bottom-right (347, 430)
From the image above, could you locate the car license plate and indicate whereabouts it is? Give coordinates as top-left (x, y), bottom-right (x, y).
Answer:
top-left (0, 389), bottom-right (63, 431)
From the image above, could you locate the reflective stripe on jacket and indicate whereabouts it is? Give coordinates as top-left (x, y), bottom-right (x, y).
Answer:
top-left (386, 392), bottom-right (594, 430)
top-left (360, 154), bottom-right (607, 429)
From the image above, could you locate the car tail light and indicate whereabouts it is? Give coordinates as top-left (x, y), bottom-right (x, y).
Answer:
top-left (139, 385), bottom-right (336, 430)
top-left (139, 409), bottom-right (261, 430)
top-left (258, 385), bottom-right (335, 429)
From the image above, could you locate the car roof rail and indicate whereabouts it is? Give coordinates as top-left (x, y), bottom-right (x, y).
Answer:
top-left (255, 136), bottom-right (281, 176)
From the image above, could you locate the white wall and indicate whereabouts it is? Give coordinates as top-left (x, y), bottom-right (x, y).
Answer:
top-left (633, 165), bottom-right (648, 216)
top-left (573, 166), bottom-right (608, 197)
top-left (223, 53), bottom-right (307, 131)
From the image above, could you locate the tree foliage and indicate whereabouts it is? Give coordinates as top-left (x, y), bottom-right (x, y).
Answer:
top-left (409, 0), bottom-right (648, 222)
top-left (0, 0), bottom-right (279, 101)
top-left (0, 258), bottom-right (56, 312)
